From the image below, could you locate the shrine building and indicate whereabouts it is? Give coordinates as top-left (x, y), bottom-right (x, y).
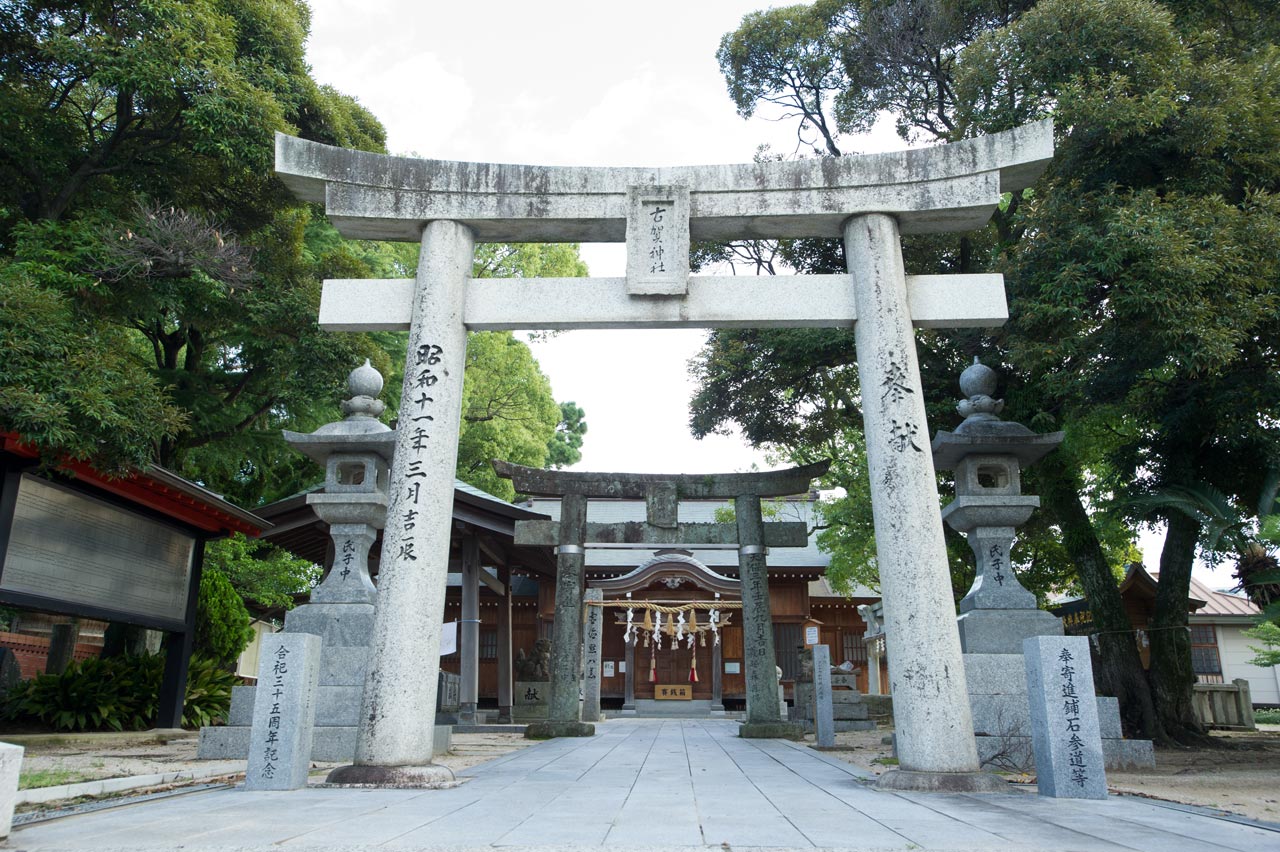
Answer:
top-left (260, 481), bottom-right (884, 715)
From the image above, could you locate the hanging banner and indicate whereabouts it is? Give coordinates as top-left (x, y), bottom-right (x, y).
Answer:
top-left (439, 621), bottom-right (458, 656)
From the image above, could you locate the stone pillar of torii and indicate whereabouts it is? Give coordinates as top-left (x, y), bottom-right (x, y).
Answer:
top-left (277, 120), bottom-right (1054, 792)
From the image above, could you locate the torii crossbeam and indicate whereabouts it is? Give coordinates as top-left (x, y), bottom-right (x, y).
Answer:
top-left (279, 120), bottom-right (1054, 792)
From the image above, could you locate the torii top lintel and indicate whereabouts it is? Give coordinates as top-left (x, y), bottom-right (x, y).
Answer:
top-left (491, 459), bottom-right (831, 499)
top-left (274, 120), bottom-right (1053, 244)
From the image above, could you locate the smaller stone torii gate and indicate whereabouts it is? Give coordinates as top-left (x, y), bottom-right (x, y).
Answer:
top-left (493, 460), bottom-right (828, 740)
top-left (279, 119), bottom-right (1054, 791)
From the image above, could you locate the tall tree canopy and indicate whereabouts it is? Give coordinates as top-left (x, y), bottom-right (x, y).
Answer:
top-left (0, 0), bottom-right (588, 507)
top-left (699, 0), bottom-right (1280, 743)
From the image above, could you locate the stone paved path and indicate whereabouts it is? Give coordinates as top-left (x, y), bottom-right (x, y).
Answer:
top-left (13, 719), bottom-right (1280, 851)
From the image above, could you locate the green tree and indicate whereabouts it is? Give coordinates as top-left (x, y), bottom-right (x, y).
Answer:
top-left (0, 0), bottom-right (402, 505)
top-left (547, 401), bottom-right (588, 469)
top-left (0, 0), bottom-right (384, 234)
top-left (1245, 621), bottom-right (1280, 667)
top-left (194, 568), bottom-right (253, 667)
top-left (0, 230), bottom-right (185, 470)
top-left (203, 533), bottom-right (319, 611)
top-left (456, 331), bottom-right (563, 501)
top-left (701, 0), bottom-right (1280, 742)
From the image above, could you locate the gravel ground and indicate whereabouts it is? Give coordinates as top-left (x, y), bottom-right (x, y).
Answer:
top-left (820, 723), bottom-right (1280, 824)
top-left (11, 730), bottom-right (535, 809)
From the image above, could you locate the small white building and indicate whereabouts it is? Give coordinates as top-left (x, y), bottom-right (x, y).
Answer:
top-left (1187, 576), bottom-right (1278, 707)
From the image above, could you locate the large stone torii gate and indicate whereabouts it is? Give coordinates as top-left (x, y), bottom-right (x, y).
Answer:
top-left (277, 120), bottom-right (1054, 791)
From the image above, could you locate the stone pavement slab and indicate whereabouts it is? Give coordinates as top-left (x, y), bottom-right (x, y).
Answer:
top-left (11, 719), bottom-right (1280, 851)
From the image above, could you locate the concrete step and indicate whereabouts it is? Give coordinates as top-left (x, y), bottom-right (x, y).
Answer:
top-left (197, 723), bottom-right (451, 762)
top-left (228, 685), bottom-right (363, 727)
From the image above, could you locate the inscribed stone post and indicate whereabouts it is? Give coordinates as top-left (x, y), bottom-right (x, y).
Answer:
top-left (812, 644), bottom-right (835, 748)
top-left (526, 493), bottom-right (593, 738)
top-left (245, 633), bottom-right (321, 791)
top-left (329, 220), bottom-right (473, 786)
top-left (0, 742), bottom-right (21, 840)
top-left (1024, 635), bottom-right (1107, 799)
top-left (737, 494), bottom-right (802, 739)
top-left (582, 588), bottom-right (603, 723)
top-left (844, 214), bottom-right (994, 791)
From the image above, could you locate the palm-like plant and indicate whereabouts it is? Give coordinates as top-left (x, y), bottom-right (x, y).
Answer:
top-left (1130, 482), bottom-right (1279, 619)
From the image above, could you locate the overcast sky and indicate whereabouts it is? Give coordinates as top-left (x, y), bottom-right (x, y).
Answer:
top-left (303, 0), bottom-right (1226, 587)
top-left (303, 0), bottom-right (910, 476)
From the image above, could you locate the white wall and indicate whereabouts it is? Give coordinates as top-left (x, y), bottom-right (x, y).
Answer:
top-left (1216, 622), bottom-right (1280, 706)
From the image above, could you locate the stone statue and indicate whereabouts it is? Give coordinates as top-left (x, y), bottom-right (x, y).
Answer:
top-left (514, 639), bottom-right (552, 682)
top-left (857, 604), bottom-right (881, 637)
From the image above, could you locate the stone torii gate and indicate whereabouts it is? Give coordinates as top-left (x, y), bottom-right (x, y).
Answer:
top-left (277, 120), bottom-right (1053, 791)
top-left (493, 459), bottom-right (828, 740)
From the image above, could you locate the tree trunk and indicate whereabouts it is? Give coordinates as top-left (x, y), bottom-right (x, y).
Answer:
top-left (1148, 509), bottom-right (1209, 744)
top-left (1038, 452), bottom-right (1161, 740)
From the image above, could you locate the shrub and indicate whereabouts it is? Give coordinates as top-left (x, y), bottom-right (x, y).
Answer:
top-left (181, 655), bottom-right (239, 728)
top-left (195, 568), bottom-right (254, 667)
top-left (1, 653), bottom-right (235, 732)
top-left (2, 655), bottom-right (160, 731)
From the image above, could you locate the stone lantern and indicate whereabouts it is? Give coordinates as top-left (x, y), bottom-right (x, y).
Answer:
top-left (932, 358), bottom-right (1064, 653)
top-left (283, 360), bottom-right (395, 605)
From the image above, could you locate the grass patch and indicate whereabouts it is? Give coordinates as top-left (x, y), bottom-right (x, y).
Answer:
top-left (1255, 708), bottom-right (1280, 725)
top-left (19, 768), bottom-right (95, 790)
top-left (872, 757), bottom-right (899, 766)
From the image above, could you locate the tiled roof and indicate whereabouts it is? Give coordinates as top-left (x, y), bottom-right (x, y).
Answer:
top-left (1187, 575), bottom-right (1260, 618)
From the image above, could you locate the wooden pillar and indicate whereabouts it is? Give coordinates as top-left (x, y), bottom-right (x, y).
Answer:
top-left (459, 533), bottom-right (480, 725)
top-left (158, 542), bottom-right (204, 728)
top-left (711, 632), bottom-right (724, 712)
top-left (497, 564), bottom-right (513, 723)
top-left (623, 633), bottom-right (636, 712)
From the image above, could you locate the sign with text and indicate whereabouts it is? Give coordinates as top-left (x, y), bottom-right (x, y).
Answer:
top-left (655, 684), bottom-right (692, 700)
top-left (2, 475), bottom-right (194, 625)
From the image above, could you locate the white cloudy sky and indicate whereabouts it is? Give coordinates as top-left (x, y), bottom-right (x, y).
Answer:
top-left (302, 0), bottom-right (1219, 585)
top-left (303, 0), bottom-right (908, 476)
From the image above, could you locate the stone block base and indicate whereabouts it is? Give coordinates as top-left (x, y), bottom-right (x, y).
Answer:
top-left (324, 762), bottom-right (454, 788)
top-left (198, 723), bottom-right (451, 762)
top-left (958, 608), bottom-right (1063, 654)
top-left (874, 769), bottom-right (1009, 793)
top-left (524, 720), bottom-right (595, 739)
top-left (1103, 737), bottom-right (1155, 769)
top-left (283, 603), bottom-right (376, 648)
top-left (739, 722), bottom-right (805, 740)
top-left (975, 735), bottom-right (1154, 771)
top-left (963, 651), bottom-right (1154, 773)
top-left (795, 719), bottom-right (876, 734)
